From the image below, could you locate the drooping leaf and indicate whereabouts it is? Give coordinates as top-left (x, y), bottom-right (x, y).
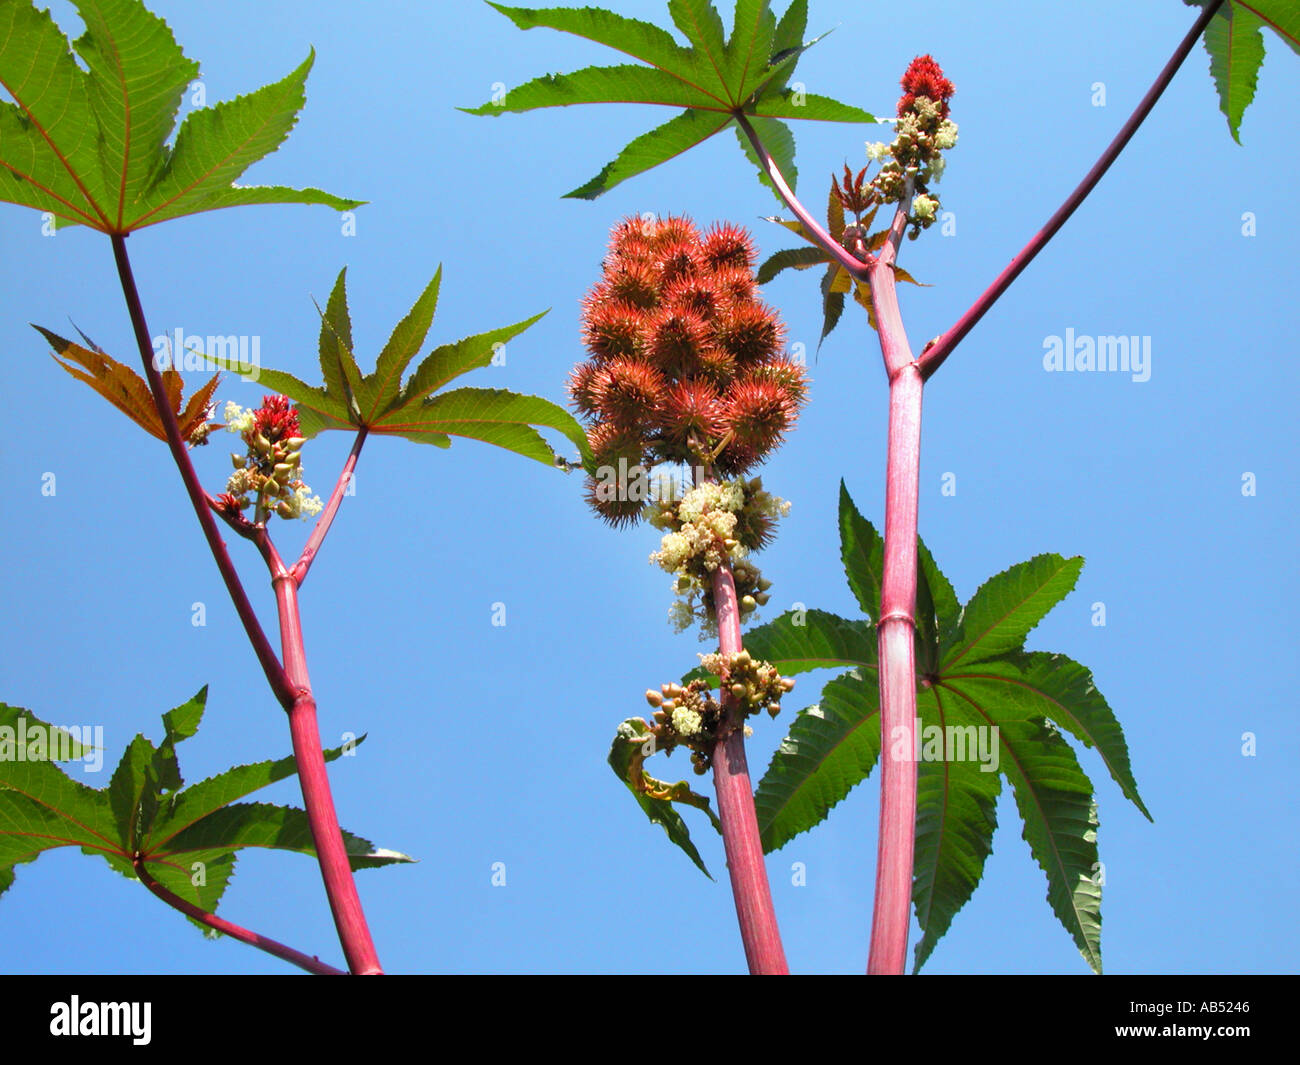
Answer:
top-left (0, 688), bottom-right (411, 943)
top-left (0, 0), bottom-right (359, 232)
top-left (212, 269), bottom-right (594, 468)
top-left (749, 484), bottom-right (1149, 971)
top-left (1186, 0), bottom-right (1299, 141)
top-left (466, 0), bottom-right (875, 200)
top-left (36, 326), bottom-right (221, 445)
top-left (608, 717), bottom-right (720, 878)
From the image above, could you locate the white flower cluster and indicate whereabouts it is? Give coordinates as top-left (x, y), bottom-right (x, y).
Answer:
top-left (223, 401), bottom-right (255, 435)
top-left (670, 706), bottom-right (703, 738)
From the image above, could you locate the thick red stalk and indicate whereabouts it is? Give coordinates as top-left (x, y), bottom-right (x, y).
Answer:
top-left (134, 859), bottom-right (346, 975)
top-left (263, 537), bottom-right (384, 975)
top-left (109, 234), bottom-right (297, 709)
top-left (916, 0), bottom-right (1226, 379)
top-left (865, 200), bottom-right (923, 975)
top-left (711, 560), bottom-right (788, 975)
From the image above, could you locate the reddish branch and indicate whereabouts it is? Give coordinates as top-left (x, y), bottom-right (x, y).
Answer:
top-left (134, 859), bottom-right (345, 976)
top-left (111, 235), bottom-right (381, 974)
top-left (732, 0), bottom-right (1223, 974)
top-left (711, 560), bottom-right (789, 976)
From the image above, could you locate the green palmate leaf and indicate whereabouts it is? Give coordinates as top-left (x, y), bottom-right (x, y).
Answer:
top-left (0, 0), bottom-right (358, 232)
top-left (0, 688), bottom-right (410, 936)
top-left (757, 670), bottom-right (880, 853)
top-left (838, 479), bottom-right (883, 621)
top-left (1202, 3), bottom-right (1266, 143)
top-left (468, 0), bottom-right (875, 199)
top-left (608, 718), bottom-right (720, 878)
top-left (944, 553), bottom-right (1084, 667)
top-left (910, 698), bottom-right (1001, 973)
top-left (750, 484), bottom-right (1149, 971)
top-left (1188, 0), bottom-right (1300, 141)
top-left (214, 269), bottom-right (594, 468)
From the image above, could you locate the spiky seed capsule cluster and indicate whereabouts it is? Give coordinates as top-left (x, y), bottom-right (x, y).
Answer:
top-left (572, 216), bottom-right (808, 526)
top-left (642, 651), bottom-right (795, 774)
top-left (218, 396), bottom-right (322, 521)
top-left (864, 55), bottom-right (958, 238)
top-left (648, 477), bottom-right (787, 636)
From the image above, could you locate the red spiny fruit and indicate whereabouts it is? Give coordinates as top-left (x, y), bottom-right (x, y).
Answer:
top-left (574, 214), bottom-right (805, 524)
top-left (585, 420), bottom-right (650, 527)
top-left (655, 238), bottom-right (701, 286)
top-left (590, 357), bottom-right (665, 426)
top-left (608, 217), bottom-right (656, 260)
top-left (700, 222), bottom-right (757, 272)
top-left (657, 379), bottom-right (723, 447)
top-left (713, 301), bottom-right (785, 366)
top-left (568, 361), bottom-right (602, 417)
top-left (746, 359), bottom-right (810, 409)
top-left (662, 274), bottom-right (726, 321)
top-left (709, 266), bottom-right (757, 304)
top-left (252, 394), bottom-right (300, 442)
top-left (582, 299), bottom-right (644, 362)
top-left (604, 261), bottom-right (661, 309)
top-left (724, 375), bottom-right (800, 453)
top-left (647, 215), bottom-right (699, 248)
top-left (646, 305), bottom-right (711, 379)
top-left (899, 54), bottom-right (954, 118)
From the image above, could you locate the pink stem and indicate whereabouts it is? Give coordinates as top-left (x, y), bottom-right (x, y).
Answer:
top-left (109, 234), bottom-right (297, 709)
top-left (134, 859), bottom-right (346, 975)
top-left (916, 0), bottom-right (1226, 380)
top-left (711, 561), bottom-right (789, 975)
top-left (292, 428), bottom-right (367, 587)
top-left (262, 536), bottom-right (384, 975)
top-left (733, 112), bottom-right (870, 282)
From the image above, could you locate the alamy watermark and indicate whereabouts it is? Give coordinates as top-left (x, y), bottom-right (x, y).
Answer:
top-left (0, 720), bottom-right (104, 772)
top-left (1042, 328), bottom-right (1150, 382)
top-left (152, 328), bottom-right (261, 381)
top-left (889, 718), bottom-right (999, 773)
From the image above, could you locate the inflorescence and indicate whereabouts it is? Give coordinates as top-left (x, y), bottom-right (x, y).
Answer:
top-left (863, 55), bottom-right (958, 239)
top-left (570, 215), bottom-right (808, 528)
top-left (216, 395), bottom-right (322, 522)
top-left (643, 650), bottom-right (796, 774)
top-left (648, 476), bottom-right (789, 635)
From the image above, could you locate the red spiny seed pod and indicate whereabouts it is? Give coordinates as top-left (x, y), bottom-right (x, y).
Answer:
top-left (604, 261), bottom-right (661, 310)
top-left (567, 361), bottom-right (603, 416)
top-left (709, 266), bottom-right (757, 304)
top-left (713, 301), bottom-right (785, 366)
top-left (899, 54), bottom-right (954, 118)
top-left (590, 357), bottom-right (666, 425)
top-left (588, 419), bottom-right (646, 469)
top-left (657, 379), bottom-right (723, 446)
top-left (646, 305), bottom-right (711, 379)
top-left (746, 359), bottom-right (810, 409)
top-left (608, 216), bottom-right (656, 260)
top-left (647, 215), bottom-right (699, 248)
top-left (581, 299), bottom-right (645, 362)
top-left (723, 375), bottom-right (799, 452)
top-left (655, 238), bottom-right (701, 286)
top-left (661, 274), bottom-right (727, 321)
top-left (700, 222), bottom-right (757, 272)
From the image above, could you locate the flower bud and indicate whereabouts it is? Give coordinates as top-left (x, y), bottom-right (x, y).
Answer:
top-left (730, 683), bottom-right (746, 700)
top-left (645, 689), bottom-right (663, 708)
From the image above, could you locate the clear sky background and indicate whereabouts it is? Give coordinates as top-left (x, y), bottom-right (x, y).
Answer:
top-left (1, 0), bottom-right (1296, 975)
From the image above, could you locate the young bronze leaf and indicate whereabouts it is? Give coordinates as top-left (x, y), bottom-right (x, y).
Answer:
top-left (36, 325), bottom-right (219, 445)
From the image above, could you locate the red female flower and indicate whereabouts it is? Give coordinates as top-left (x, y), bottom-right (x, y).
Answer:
top-left (899, 54), bottom-right (955, 118)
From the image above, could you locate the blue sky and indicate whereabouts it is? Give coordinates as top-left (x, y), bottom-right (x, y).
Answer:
top-left (1, 0), bottom-right (1296, 975)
